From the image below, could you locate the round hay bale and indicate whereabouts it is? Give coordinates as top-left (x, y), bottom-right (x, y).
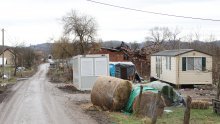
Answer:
top-left (132, 91), bottom-right (165, 117)
top-left (91, 76), bottom-right (132, 111)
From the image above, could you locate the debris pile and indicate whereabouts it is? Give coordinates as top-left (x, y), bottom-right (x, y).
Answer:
top-left (57, 84), bottom-right (78, 91)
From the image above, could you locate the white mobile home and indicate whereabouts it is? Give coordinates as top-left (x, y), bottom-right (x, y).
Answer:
top-left (151, 49), bottom-right (212, 85)
top-left (73, 54), bottom-right (109, 90)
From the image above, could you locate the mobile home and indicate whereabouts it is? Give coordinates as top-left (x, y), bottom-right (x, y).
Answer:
top-left (151, 49), bottom-right (212, 85)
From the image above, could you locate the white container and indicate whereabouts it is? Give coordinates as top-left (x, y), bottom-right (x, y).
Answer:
top-left (72, 54), bottom-right (109, 90)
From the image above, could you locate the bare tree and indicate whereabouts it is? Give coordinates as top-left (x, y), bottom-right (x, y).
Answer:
top-left (205, 33), bottom-right (216, 42)
top-left (62, 10), bottom-right (97, 54)
top-left (11, 42), bottom-right (25, 76)
top-left (167, 27), bottom-right (182, 49)
top-left (147, 27), bottom-right (171, 43)
top-left (194, 28), bottom-right (201, 41)
top-left (146, 27), bottom-right (171, 51)
top-left (171, 27), bottom-right (181, 41)
top-left (22, 47), bottom-right (35, 68)
top-left (52, 37), bottom-right (74, 59)
top-left (130, 41), bottom-right (140, 51)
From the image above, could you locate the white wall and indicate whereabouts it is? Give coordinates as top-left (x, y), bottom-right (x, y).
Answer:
top-left (150, 56), bottom-right (177, 84)
top-left (72, 54), bottom-right (109, 90)
top-left (150, 56), bottom-right (156, 79)
top-left (160, 56), bottom-right (177, 84)
top-left (179, 51), bottom-right (212, 84)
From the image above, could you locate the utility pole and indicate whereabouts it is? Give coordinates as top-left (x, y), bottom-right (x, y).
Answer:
top-left (2, 29), bottom-right (4, 80)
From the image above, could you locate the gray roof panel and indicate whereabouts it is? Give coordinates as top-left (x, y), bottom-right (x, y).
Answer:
top-left (151, 49), bottom-right (194, 56)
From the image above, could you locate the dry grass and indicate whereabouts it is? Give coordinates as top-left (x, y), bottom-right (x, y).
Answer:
top-left (110, 107), bottom-right (220, 124)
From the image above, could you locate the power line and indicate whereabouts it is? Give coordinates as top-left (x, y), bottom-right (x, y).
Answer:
top-left (87, 0), bottom-right (220, 22)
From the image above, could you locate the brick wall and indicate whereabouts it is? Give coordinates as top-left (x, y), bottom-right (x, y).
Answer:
top-left (92, 48), bottom-right (128, 62)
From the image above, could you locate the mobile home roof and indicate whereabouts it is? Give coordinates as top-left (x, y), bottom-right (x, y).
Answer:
top-left (151, 49), bottom-right (212, 56)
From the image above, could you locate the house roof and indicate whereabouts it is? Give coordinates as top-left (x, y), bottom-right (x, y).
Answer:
top-left (0, 48), bottom-right (15, 56)
top-left (151, 49), bottom-right (212, 56)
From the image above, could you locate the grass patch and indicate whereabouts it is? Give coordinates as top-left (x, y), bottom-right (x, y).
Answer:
top-left (110, 107), bottom-right (220, 124)
top-left (0, 66), bottom-right (37, 84)
top-left (110, 112), bottom-right (143, 124)
top-left (158, 107), bottom-right (220, 124)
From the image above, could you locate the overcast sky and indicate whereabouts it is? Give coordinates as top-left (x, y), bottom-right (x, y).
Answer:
top-left (1, 0), bottom-right (220, 46)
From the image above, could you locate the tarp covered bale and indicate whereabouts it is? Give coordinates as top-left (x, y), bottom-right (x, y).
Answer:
top-left (146, 81), bottom-right (183, 106)
top-left (132, 91), bottom-right (165, 117)
top-left (91, 76), bottom-right (132, 111)
top-left (124, 85), bottom-right (158, 113)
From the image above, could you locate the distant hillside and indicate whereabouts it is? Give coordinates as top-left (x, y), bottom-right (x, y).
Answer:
top-left (213, 40), bottom-right (220, 46)
top-left (29, 40), bottom-right (220, 55)
top-left (30, 43), bottom-right (52, 54)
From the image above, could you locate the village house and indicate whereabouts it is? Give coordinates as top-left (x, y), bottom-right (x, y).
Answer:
top-left (151, 49), bottom-right (212, 85)
top-left (92, 42), bottom-right (150, 78)
top-left (93, 42), bottom-right (130, 62)
top-left (0, 48), bottom-right (16, 66)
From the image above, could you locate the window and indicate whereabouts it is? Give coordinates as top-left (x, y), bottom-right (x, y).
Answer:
top-left (182, 57), bottom-right (206, 71)
top-left (166, 56), bottom-right (171, 70)
top-left (187, 57), bottom-right (194, 70)
top-left (156, 56), bottom-right (162, 77)
top-left (194, 57), bottom-right (202, 71)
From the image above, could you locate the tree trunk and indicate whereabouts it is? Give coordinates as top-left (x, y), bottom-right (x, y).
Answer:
top-left (79, 36), bottom-right (85, 54)
top-left (184, 96), bottom-right (192, 124)
top-left (14, 54), bottom-right (17, 76)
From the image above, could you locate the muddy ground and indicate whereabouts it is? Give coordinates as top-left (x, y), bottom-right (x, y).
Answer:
top-left (55, 83), bottom-right (113, 124)
top-left (179, 86), bottom-right (217, 104)
top-left (0, 64), bottom-right (97, 124)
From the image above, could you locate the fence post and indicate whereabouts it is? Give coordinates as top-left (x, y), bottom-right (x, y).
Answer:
top-left (135, 85), bottom-right (143, 116)
top-left (184, 96), bottom-right (192, 124)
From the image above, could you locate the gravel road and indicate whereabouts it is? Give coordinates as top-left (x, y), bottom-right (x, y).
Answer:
top-left (0, 63), bottom-right (97, 124)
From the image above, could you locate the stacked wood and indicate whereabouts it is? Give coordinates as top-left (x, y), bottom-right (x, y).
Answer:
top-left (91, 76), bottom-right (132, 111)
top-left (191, 100), bottom-right (209, 109)
top-left (132, 91), bottom-right (165, 117)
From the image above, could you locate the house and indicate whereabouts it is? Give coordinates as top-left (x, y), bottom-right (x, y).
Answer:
top-left (91, 41), bottom-right (150, 78)
top-left (150, 49), bottom-right (212, 85)
top-left (92, 42), bottom-right (130, 62)
top-left (0, 48), bottom-right (16, 66)
top-left (93, 47), bottom-right (129, 62)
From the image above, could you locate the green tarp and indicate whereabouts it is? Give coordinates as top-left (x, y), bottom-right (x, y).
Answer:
top-left (146, 81), bottom-right (183, 106)
top-left (124, 85), bottom-right (158, 113)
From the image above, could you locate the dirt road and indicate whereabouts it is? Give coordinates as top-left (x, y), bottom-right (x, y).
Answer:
top-left (0, 64), bottom-right (97, 124)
